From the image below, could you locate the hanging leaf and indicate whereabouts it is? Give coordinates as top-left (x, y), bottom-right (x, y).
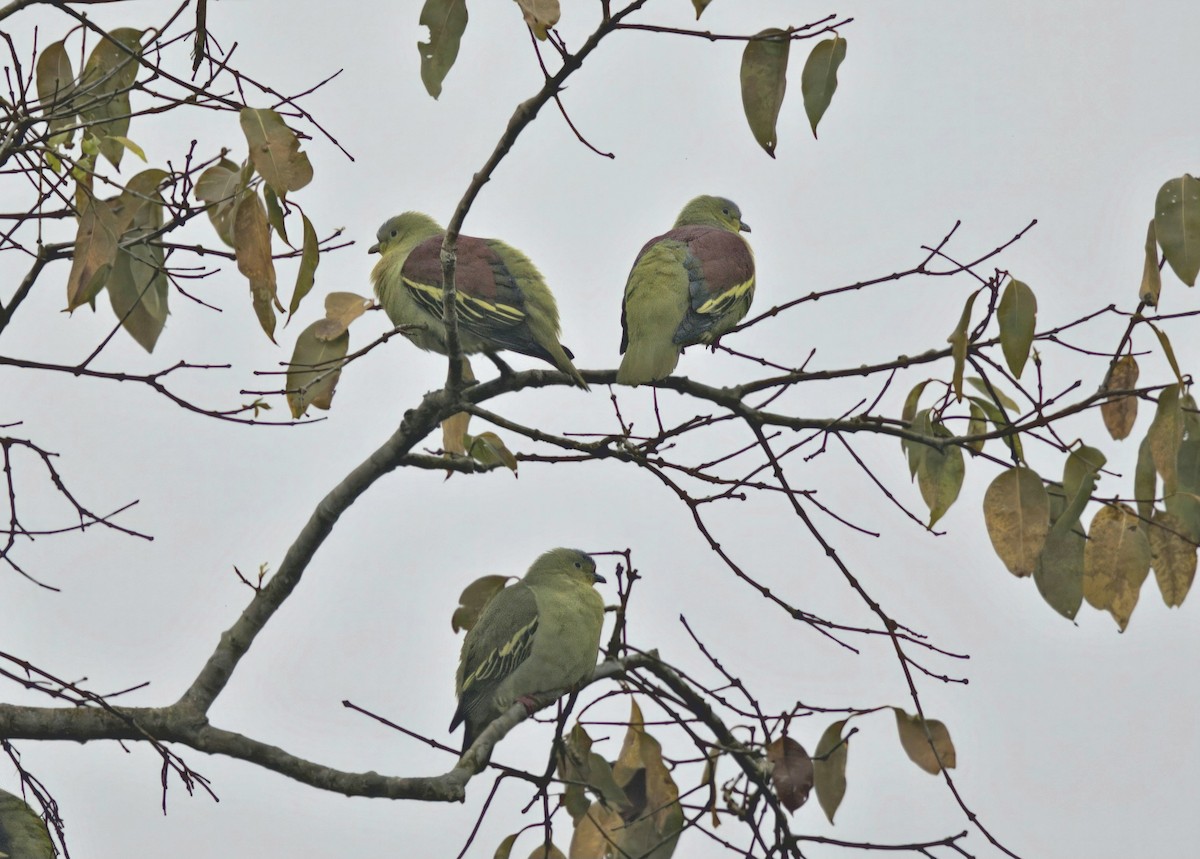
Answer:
top-left (801, 35), bottom-right (846, 138)
top-left (451, 575), bottom-right (512, 634)
top-left (1034, 517), bottom-right (1085, 620)
top-left (527, 846), bottom-right (566, 859)
top-left (966, 402), bottom-right (987, 453)
top-left (1148, 322), bottom-right (1185, 387)
top-left (1140, 218), bottom-right (1162, 306)
top-left (1100, 354), bottom-right (1139, 440)
top-left (195, 158), bottom-right (249, 248)
top-left (997, 279), bottom-right (1037, 378)
top-left (515, 0), bottom-right (560, 40)
top-left (318, 292), bottom-right (373, 339)
top-left (1054, 444), bottom-right (1105, 537)
top-left (893, 708), bottom-right (955, 775)
top-left (240, 107), bottom-right (314, 198)
top-left (691, 0), bottom-right (716, 18)
top-left (107, 198), bottom-right (168, 352)
top-left (1148, 509), bottom-right (1196, 608)
top-left (418, 0), bottom-right (468, 99)
top-left (494, 833), bottom-right (519, 859)
top-left (1167, 439), bottom-right (1200, 541)
top-left (1083, 503), bottom-right (1151, 631)
top-left (66, 195), bottom-right (121, 310)
top-left (76, 27), bottom-right (144, 168)
top-left (900, 381), bottom-right (932, 476)
top-left (285, 320), bottom-right (348, 417)
top-left (1147, 384), bottom-right (1183, 491)
top-left (766, 736), bottom-right (813, 813)
top-left (914, 414), bottom-right (964, 527)
top-left (1153, 174), bottom-right (1200, 286)
top-left (264, 185), bottom-right (289, 245)
top-left (569, 700), bottom-right (682, 859)
top-left (740, 29), bottom-right (790, 157)
top-left (813, 719), bottom-right (849, 824)
top-left (1135, 435), bottom-right (1158, 525)
top-left (967, 394), bottom-right (1023, 462)
top-left (983, 466), bottom-right (1050, 577)
top-left (36, 39), bottom-right (77, 144)
top-left (234, 192), bottom-right (281, 342)
top-left (947, 290), bottom-right (979, 401)
top-left (285, 213), bottom-right (321, 316)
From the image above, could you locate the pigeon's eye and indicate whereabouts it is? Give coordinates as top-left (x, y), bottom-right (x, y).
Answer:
top-left (574, 561), bottom-right (582, 569)
top-left (390, 229), bottom-right (398, 238)
top-left (722, 207), bottom-right (730, 216)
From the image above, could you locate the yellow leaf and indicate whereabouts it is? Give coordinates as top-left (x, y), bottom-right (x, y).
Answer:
top-left (1148, 384), bottom-right (1183, 491)
top-left (947, 290), bottom-right (979, 401)
top-left (1148, 509), bottom-right (1196, 608)
top-left (1100, 354), bottom-right (1139, 440)
top-left (451, 575), bottom-right (511, 633)
top-left (514, 0), bottom-right (560, 39)
top-left (893, 708), bottom-right (955, 775)
top-left (319, 292), bottom-right (373, 338)
top-left (66, 195), bottom-right (120, 310)
top-left (1083, 503), bottom-right (1151, 631)
top-left (983, 466), bottom-right (1050, 577)
top-left (233, 192), bottom-right (280, 342)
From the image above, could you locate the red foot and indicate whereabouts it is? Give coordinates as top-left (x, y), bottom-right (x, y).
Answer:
top-left (516, 695), bottom-right (539, 715)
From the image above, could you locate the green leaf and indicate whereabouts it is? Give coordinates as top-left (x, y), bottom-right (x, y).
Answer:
top-left (1167, 438), bottom-right (1200, 541)
top-left (288, 214), bottom-right (320, 316)
top-left (1148, 383), bottom-right (1183, 491)
top-left (966, 402), bottom-right (987, 453)
top-left (285, 320), bottom-right (349, 418)
top-left (1035, 517), bottom-right (1085, 620)
top-left (105, 135), bottom-right (146, 162)
top-left (1135, 435), bottom-right (1158, 525)
top-left (1154, 174), bottom-right (1200, 286)
top-left (997, 279), bottom-right (1037, 378)
top-left (77, 27), bottom-right (144, 168)
top-left (36, 39), bottom-right (77, 143)
top-left (240, 107), bottom-right (314, 198)
top-left (1083, 503), bottom-right (1151, 631)
top-left (967, 375), bottom-right (1020, 413)
top-left (893, 708), bottom-right (955, 775)
top-left (983, 466), bottom-right (1050, 577)
top-left (418, 0), bottom-right (468, 99)
top-left (1148, 509), bottom-right (1196, 608)
top-left (195, 158), bottom-right (248, 248)
top-left (904, 407), bottom-right (933, 478)
top-left (947, 291), bottom-right (980, 401)
top-left (1057, 444), bottom-right (1106, 536)
top-left (107, 199), bottom-right (168, 352)
top-left (1140, 218), bottom-right (1162, 306)
top-left (1149, 322), bottom-right (1185, 387)
top-left (264, 185), bottom-right (289, 246)
top-left (813, 719), bottom-right (849, 824)
top-left (466, 432), bottom-right (519, 474)
top-left (1100, 355), bottom-right (1140, 440)
top-left (691, 0), bottom-right (716, 18)
top-left (915, 416), bottom-right (964, 527)
top-left (740, 29), bottom-right (790, 158)
top-left (493, 833), bottom-right (518, 859)
top-left (967, 395), bottom-right (1024, 462)
top-left (900, 380), bottom-right (932, 475)
top-left (801, 35), bottom-right (846, 138)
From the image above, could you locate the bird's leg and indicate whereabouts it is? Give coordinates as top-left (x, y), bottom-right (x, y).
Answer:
top-left (484, 350), bottom-right (516, 378)
top-left (516, 694), bottom-right (540, 715)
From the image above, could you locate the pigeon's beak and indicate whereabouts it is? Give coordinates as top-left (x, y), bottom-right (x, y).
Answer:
top-left (592, 571), bottom-right (607, 585)
top-left (368, 241), bottom-right (380, 254)
top-left (739, 220), bottom-right (752, 233)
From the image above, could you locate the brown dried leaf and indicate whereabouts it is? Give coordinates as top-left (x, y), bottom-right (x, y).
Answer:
top-left (234, 192), bottom-right (280, 342)
top-left (1148, 509), bottom-right (1196, 608)
top-left (893, 708), bottom-right (956, 775)
top-left (442, 411), bottom-right (471, 456)
top-left (1141, 218), bottom-right (1162, 306)
top-left (66, 195), bottom-right (120, 310)
top-left (1083, 503), bottom-right (1151, 631)
top-left (321, 292), bottom-right (373, 338)
top-left (983, 466), bottom-right (1050, 577)
top-left (767, 736), bottom-right (814, 813)
top-left (450, 574), bottom-right (510, 634)
top-left (1101, 355), bottom-right (1140, 440)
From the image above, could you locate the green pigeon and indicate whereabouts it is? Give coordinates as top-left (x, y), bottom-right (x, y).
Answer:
top-left (617, 195), bottom-right (755, 385)
top-left (370, 212), bottom-right (588, 389)
top-left (452, 547), bottom-right (606, 754)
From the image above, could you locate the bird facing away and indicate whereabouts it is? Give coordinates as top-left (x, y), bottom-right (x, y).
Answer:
top-left (451, 547), bottom-right (606, 754)
top-left (370, 212), bottom-right (588, 389)
top-left (617, 195), bottom-right (755, 385)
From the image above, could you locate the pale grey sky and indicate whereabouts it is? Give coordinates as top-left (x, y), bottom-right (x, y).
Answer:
top-left (3, 1), bottom-right (1198, 857)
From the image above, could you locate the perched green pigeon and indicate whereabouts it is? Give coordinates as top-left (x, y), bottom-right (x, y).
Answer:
top-left (370, 212), bottom-right (588, 389)
top-left (617, 195), bottom-right (755, 385)
top-left (451, 547), bottom-right (606, 754)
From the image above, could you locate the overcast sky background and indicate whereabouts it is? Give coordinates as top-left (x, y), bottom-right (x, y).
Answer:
top-left (3, 1), bottom-right (1199, 857)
